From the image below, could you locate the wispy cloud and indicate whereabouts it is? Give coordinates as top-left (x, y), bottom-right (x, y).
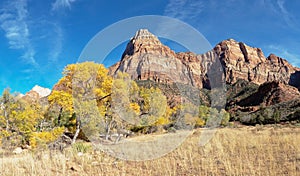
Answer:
top-left (164, 0), bottom-right (204, 21)
top-left (49, 24), bottom-right (63, 62)
top-left (0, 0), bottom-right (37, 66)
top-left (52, 0), bottom-right (77, 11)
top-left (276, 0), bottom-right (296, 29)
top-left (267, 45), bottom-right (300, 67)
top-left (261, 0), bottom-right (298, 30)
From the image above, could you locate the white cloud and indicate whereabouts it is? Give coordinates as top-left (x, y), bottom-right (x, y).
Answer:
top-left (49, 24), bottom-right (63, 62)
top-left (267, 45), bottom-right (300, 67)
top-left (0, 0), bottom-right (37, 66)
top-left (164, 0), bottom-right (204, 21)
top-left (261, 0), bottom-right (297, 30)
top-left (22, 48), bottom-right (36, 65)
top-left (52, 0), bottom-right (77, 11)
top-left (157, 0), bottom-right (204, 41)
top-left (276, 0), bottom-right (296, 29)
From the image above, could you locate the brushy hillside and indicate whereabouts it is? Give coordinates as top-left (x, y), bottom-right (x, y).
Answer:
top-left (1, 125), bottom-right (299, 176)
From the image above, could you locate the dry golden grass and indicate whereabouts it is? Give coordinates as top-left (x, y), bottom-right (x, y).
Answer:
top-left (1, 125), bottom-right (300, 176)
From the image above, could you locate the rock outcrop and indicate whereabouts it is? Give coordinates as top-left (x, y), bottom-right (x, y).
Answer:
top-left (237, 81), bottom-right (300, 107)
top-left (22, 90), bottom-right (40, 102)
top-left (109, 29), bottom-right (214, 88)
top-left (32, 85), bottom-right (51, 98)
top-left (226, 79), bottom-right (300, 124)
top-left (22, 85), bottom-right (51, 103)
top-left (110, 29), bottom-right (300, 91)
top-left (214, 39), bottom-right (300, 86)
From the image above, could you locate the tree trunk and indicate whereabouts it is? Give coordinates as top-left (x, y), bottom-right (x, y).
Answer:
top-left (105, 120), bottom-right (112, 140)
top-left (72, 126), bottom-right (80, 144)
top-left (72, 117), bottom-right (81, 144)
top-left (5, 111), bottom-right (9, 131)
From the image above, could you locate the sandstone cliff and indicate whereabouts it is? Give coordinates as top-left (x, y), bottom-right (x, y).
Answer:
top-left (215, 39), bottom-right (300, 87)
top-left (22, 85), bottom-right (51, 105)
top-left (243, 81), bottom-right (299, 106)
top-left (110, 29), bottom-right (300, 91)
top-left (109, 29), bottom-right (214, 89)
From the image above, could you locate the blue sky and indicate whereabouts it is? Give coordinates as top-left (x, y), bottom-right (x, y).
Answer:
top-left (0, 0), bottom-right (299, 94)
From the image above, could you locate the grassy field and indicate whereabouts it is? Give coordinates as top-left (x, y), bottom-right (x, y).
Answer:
top-left (1, 125), bottom-right (299, 175)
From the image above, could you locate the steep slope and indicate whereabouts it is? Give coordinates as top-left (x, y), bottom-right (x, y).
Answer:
top-left (238, 81), bottom-right (300, 107)
top-left (22, 85), bottom-right (51, 104)
top-left (108, 29), bottom-right (300, 124)
top-left (110, 29), bottom-right (300, 91)
top-left (32, 85), bottom-right (51, 98)
top-left (215, 39), bottom-right (300, 86)
top-left (109, 29), bottom-right (213, 88)
top-left (227, 80), bottom-right (300, 109)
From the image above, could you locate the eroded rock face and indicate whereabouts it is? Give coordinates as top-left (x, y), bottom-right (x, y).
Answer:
top-left (238, 81), bottom-right (300, 107)
top-left (32, 85), bottom-right (51, 98)
top-left (22, 90), bottom-right (40, 102)
top-left (214, 39), bottom-right (300, 86)
top-left (110, 30), bottom-right (300, 91)
top-left (22, 85), bottom-right (51, 105)
top-left (109, 29), bottom-right (218, 88)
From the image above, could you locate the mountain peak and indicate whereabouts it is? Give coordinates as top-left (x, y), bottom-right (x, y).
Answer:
top-left (32, 85), bottom-right (51, 98)
top-left (225, 38), bottom-right (237, 42)
top-left (111, 32), bottom-right (300, 89)
top-left (133, 29), bottom-right (158, 40)
top-left (120, 29), bottom-right (173, 59)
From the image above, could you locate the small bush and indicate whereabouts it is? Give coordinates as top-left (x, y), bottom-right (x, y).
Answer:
top-left (29, 127), bottom-right (64, 148)
top-left (155, 117), bottom-right (170, 126)
top-left (72, 142), bottom-right (92, 153)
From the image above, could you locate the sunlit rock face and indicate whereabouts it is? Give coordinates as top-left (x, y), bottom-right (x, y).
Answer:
top-left (110, 29), bottom-right (300, 90)
top-left (22, 85), bottom-right (51, 103)
top-left (32, 85), bottom-right (51, 98)
top-left (214, 39), bottom-right (300, 86)
top-left (109, 29), bottom-right (217, 88)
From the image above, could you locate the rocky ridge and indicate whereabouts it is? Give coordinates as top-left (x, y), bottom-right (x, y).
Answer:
top-left (32, 85), bottom-right (51, 98)
top-left (22, 85), bottom-right (51, 103)
top-left (215, 39), bottom-right (300, 86)
top-left (110, 29), bottom-right (300, 91)
top-left (109, 29), bottom-right (300, 124)
top-left (109, 29), bottom-right (213, 88)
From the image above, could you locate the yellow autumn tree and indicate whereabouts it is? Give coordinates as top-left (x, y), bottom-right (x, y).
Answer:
top-left (138, 87), bottom-right (168, 126)
top-left (107, 71), bottom-right (170, 134)
top-left (111, 72), bottom-right (141, 125)
top-left (47, 61), bottom-right (171, 140)
top-left (219, 109), bottom-right (230, 126)
top-left (0, 89), bottom-right (44, 147)
top-left (48, 90), bottom-right (74, 128)
top-left (155, 106), bottom-right (174, 126)
top-left (48, 62), bottom-right (114, 143)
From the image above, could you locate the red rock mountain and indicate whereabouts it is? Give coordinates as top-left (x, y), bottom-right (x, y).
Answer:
top-left (109, 29), bottom-right (214, 88)
top-left (235, 81), bottom-right (300, 107)
top-left (21, 85), bottom-right (51, 104)
top-left (109, 29), bottom-right (300, 91)
top-left (215, 39), bottom-right (300, 86)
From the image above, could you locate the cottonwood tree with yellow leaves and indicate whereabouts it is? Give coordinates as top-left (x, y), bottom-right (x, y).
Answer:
top-left (1, 61), bottom-right (231, 149)
top-left (48, 62), bottom-right (113, 143)
top-left (111, 72), bottom-right (170, 135)
top-left (0, 89), bottom-right (44, 148)
top-left (49, 61), bottom-right (171, 143)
